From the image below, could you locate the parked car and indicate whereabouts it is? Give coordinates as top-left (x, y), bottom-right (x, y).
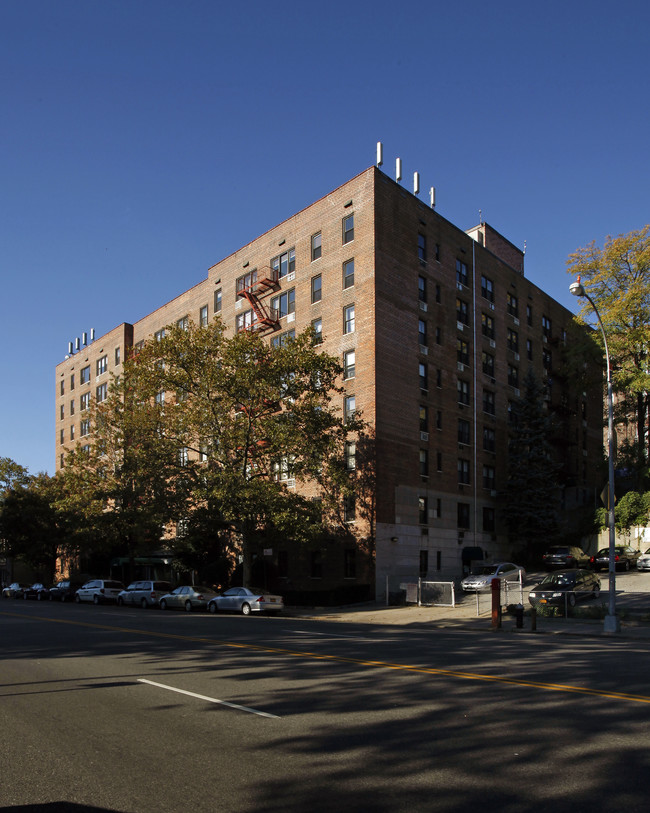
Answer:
top-left (542, 545), bottom-right (590, 570)
top-left (117, 580), bottom-right (172, 608)
top-left (207, 587), bottom-right (284, 615)
top-left (75, 579), bottom-right (125, 604)
top-left (158, 585), bottom-right (218, 612)
top-left (2, 582), bottom-right (30, 599)
top-left (590, 546), bottom-right (641, 572)
top-left (637, 548), bottom-right (650, 571)
top-left (461, 563), bottom-right (526, 592)
top-left (49, 579), bottom-right (85, 602)
top-left (23, 583), bottom-right (49, 600)
top-left (528, 569), bottom-right (601, 609)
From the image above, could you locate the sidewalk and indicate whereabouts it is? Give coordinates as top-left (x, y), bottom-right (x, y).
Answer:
top-left (284, 600), bottom-right (650, 639)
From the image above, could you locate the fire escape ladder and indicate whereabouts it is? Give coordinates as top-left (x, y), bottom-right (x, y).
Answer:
top-left (236, 267), bottom-right (280, 332)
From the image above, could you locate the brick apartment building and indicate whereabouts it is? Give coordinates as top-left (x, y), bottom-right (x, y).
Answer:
top-left (55, 165), bottom-right (603, 599)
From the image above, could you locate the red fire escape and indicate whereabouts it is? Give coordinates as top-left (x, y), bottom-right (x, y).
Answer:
top-left (236, 266), bottom-right (280, 332)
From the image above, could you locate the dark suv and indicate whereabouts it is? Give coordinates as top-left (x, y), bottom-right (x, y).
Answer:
top-left (542, 546), bottom-right (590, 570)
top-left (49, 579), bottom-right (85, 603)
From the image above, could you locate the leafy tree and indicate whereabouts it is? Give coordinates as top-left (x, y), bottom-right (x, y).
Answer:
top-left (567, 226), bottom-right (650, 468)
top-left (0, 457), bottom-right (30, 494)
top-left (60, 366), bottom-right (193, 577)
top-left (130, 318), bottom-right (365, 584)
top-left (504, 368), bottom-right (562, 558)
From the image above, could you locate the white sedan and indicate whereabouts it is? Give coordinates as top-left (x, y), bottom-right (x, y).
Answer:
top-left (207, 587), bottom-right (284, 615)
top-left (637, 548), bottom-right (650, 571)
top-left (461, 562), bottom-right (526, 592)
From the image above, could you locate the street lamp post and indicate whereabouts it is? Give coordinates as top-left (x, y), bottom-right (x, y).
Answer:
top-left (570, 277), bottom-right (619, 634)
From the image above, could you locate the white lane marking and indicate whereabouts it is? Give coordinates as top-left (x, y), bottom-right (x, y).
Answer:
top-left (137, 678), bottom-right (279, 719)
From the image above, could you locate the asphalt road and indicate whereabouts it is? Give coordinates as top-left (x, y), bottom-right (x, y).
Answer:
top-left (3, 599), bottom-right (650, 813)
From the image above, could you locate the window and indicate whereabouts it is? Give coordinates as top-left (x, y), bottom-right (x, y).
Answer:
top-left (419, 550), bottom-right (429, 577)
top-left (418, 275), bottom-right (427, 302)
top-left (311, 233), bottom-right (322, 261)
top-left (419, 405), bottom-right (428, 432)
top-left (344, 549), bottom-right (357, 579)
top-left (458, 459), bottom-right (470, 484)
top-left (483, 507), bottom-right (496, 532)
top-left (457, 502), bottom-right (470, 529)
top-left (527, 303), bottom-right (533, 325)
top-left (155, 390), bottom-right (165, 406)
top-left (435, 283), bottom-right (441, 303)
top-left (70, 373), bottom-right (75, 390)
top-left (456, 259), bottom-right (468, 286)
top-left (80, 419), bottom-right (90, 438)
top-left (343, 349), bottom-right (355, 380)
top-left (419, 319), bottom-right (428, 347)
top-left (507, 292), bottom-right (518, 318)
top-left (527, 339), bottom-right (533, 360)
top-left (343, 258), bottom-right (354, 289)
top-left (483, 389), bottom-right (495, 415)
top-left (177, 316), bottom-right (189, 331)
top-left (507, 329), bottom-right (519, 353)
top-left (311, 275), bottom-right (322, 303)
top-left (344, 394), bottom-right (356, 424)
top-left (344, 495), bottom-right (356, 522)
top-left (60, 380), bottom-right (65, 396)
top-left (80, 393), bottom-right (91, 411)
top-left (481, 275), bottom-right (494, 302)
top-left (60, 404), bottom-right (65, 420)
top-left (419, 449), bottom-right (429, 477)
top-left (458, 419), bottom-right (470, 445)
top-left (483, 426), bottom-right (495, 452)
top-left (542, 315), bottom-right (552, 339)
top-left (96, 356), bottom-right (108, 376)
top-left (456, 298), bottom-right (469, 325)
top-left (115, 347), bottom-right (121, 366)
top-left (345, 441), bottom-right (356, 470)
top-left (60, 428), bottom-right (64, 445)
top-left (482, 313), bottom-right (495, 339)
top-left (418, 233), bottom-right (427, 262)
top-left (436, 368), bottom-right (442, 388)
top-left (179, 447), bottom-right (189, 466)
top-left (80, 366), bottom-right (90, 385)
top-left (237, 270), bottom-right (257, 293)
top-left (436, 410), bottom-right (442, 430)
top-left (200, 305), bottom-right (208, 327)
top-left (418, 496), bottom-right (428, 525)
top-left (70, 424), bottom-right (75, 440)
top-left (96, 383), bottom-right (107, 403)
top-left (271, 289), bottom-right (295, 318)
top-left (482, 351), bottom-right (494, 377)
top-left (419, 362), bottom-right (428, 391)
top-left (437, 451), bottom-right (442, 471)
top-left (311, 317), bottom-right (322, 344)
top-left (154, 329), bottom-right (165, 342)
top-left (343, 304), bottom-right (355, 334)
top-left (214, 289), bottom-right (222, 312)
top-left (236, 309), bottom-right (257, 332)
top-left (457, 339), bottom-right (469, 365)
top-left (508, 365), bottom-right (519, 388)
top-left (435, 327), bottom-right (442, 345)
top-left (271, 329), bottom-right (295, 348)
top-left (483, 465), bottom-right (495, 490)
top-left (70, 399), bottom-right (75, 416)
top-left (458, 379), bottom-right (470, 405)
top-left (271, 248), bottom-right (295, 278)
top-left (543, 349), bottom-right (552, 371)
top-left (343, 213), bottom-right (354, 244)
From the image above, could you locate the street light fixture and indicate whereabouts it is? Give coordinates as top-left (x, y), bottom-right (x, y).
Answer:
top-left (570, 277), bottom-right (619, 634)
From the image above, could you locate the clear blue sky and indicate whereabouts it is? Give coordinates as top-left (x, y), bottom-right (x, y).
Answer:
top-left (2, 0), bottom-right (649, 476)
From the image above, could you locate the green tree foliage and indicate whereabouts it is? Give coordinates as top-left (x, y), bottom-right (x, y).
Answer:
top-left (614, 491), bottom-right (650, 531)
top-left (505, 368), bottom-right (562, 557)
top-left (111, 319), bottom-right (366, 583)
top-left (567, 226), bottom-right (650, 467)
top-left (0, 473), bottom-right (71, 582)
top-left (0, 457), bottom-right (30, 494)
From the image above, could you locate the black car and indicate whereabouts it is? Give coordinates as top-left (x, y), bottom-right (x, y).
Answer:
top-left (23, 583), bottom-right (49, 600)
top-left (589, 546), bottom-right (641, 572)
top-left (542, 545), bottom-right (589, 570)
top-left (528, 569), bottom-right (601, 609)
top-left (48, 579), bottom-right (85, 603)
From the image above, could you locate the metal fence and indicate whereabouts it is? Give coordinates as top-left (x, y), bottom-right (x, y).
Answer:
top-left (382, 576), bottom-right (456, 607)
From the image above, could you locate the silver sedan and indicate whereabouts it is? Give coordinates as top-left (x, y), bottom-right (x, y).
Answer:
top-left (208, 587), bottom-right (284, 615)
top-left (461, 562), bottom-right (526, 592)
top-left (158, 585), bottom-right (218, 612)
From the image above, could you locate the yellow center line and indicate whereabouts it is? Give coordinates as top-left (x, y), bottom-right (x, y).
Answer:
top-left (4, 610), bottom-right (649, 704)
